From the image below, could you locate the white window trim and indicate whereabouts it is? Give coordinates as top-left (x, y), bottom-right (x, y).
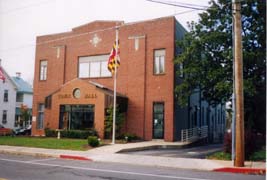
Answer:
top-left (78, 54), bottom-right (111, 78)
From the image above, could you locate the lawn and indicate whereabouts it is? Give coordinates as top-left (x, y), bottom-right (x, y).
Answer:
top-left (0, 136), bottom-right (89, 151)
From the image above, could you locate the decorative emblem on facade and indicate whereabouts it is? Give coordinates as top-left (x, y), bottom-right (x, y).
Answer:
top-left (73, 88), bottom-right (81, 99)
top-left (90, 34), bottom-right (102, 47)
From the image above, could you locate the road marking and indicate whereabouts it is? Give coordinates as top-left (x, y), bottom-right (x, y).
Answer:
top-left (27, 158), bottom-right (57, 163)
top-left (0, 158), bottom-right (213, 180)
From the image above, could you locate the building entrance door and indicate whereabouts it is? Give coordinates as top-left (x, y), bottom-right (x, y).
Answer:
top-left (153, 102), bottom-right (164, 139)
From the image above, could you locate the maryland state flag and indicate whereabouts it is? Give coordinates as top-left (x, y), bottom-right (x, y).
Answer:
top-left (107, 41), bottom-right (120, 74)
top-left (0, 67), bottom-right (6, 83)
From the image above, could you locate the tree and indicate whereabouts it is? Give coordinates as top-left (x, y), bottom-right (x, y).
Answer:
top-left (20, 104), bottom-right (31, 128)
top-left (104, 105), bottom-right (125, 138)
top-left (175, 0), bottom-right (266, 133)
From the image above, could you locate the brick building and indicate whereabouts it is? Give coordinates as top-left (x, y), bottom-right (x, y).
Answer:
top-left (32, 16), bottom-right (225, 142)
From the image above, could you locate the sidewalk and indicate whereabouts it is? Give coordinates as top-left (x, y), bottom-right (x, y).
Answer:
top-left (0, 141), bottom-right (265, 174)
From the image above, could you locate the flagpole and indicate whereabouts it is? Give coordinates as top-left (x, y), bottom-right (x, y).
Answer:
top-left (112, 27), bottom-right (119, 144)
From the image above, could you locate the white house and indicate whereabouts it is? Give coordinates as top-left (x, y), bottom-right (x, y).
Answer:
top-left (0, 60), bottom-right (33, 129)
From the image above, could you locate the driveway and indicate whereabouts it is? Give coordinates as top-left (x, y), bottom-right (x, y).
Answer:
top-left (121, 143), bottom-right (223, 159)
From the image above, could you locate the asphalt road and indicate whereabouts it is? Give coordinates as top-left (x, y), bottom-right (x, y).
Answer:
top-left (0, 154), bottom-right (264, 180)
top-left (122, 144), bottom-right (223, 159)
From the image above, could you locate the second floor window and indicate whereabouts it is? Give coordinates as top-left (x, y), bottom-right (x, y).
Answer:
top-left (4, 90), bottom-right (8, 102)
top-left (78, 55), bottom-right (111, 78)
top-left (16, 93), bottom-right (23, 102)
top-left (40, 60), bottom-right (47, 81)
top-left (154, 49), bottom-right (165, 75)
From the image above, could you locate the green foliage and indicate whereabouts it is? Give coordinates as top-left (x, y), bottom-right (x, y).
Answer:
top-left (105, 105), bottom-right (125, 138)
top-left (207, 151), bottom-right (231, 161)
top-left (223, 131), bottom-right (265, 159)
top-left (44, 128), bottom-right (57, 137)
top-left (117, 133), bottom-right (142, 142)
top-left (249, 149), bottom-right (266, 161)
top-left (175, 0), bottom-right (266, 133)
top-left (87, 136), bottom-right (99, 147)
top-left (45, 129), bottom-right (98, 139)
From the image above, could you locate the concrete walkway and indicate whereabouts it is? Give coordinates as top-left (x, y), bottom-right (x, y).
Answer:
top-left (0, 141), bottom-right (265, 173)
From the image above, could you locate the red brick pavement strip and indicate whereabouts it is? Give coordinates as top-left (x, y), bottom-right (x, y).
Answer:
top-left (213, 167), bottom-right (266, 175)
top-left (60, 155), bottom-right (92, 161)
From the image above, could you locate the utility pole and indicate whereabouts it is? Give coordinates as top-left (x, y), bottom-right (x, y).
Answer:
top-left (232, 0), bottom-right (244, 167)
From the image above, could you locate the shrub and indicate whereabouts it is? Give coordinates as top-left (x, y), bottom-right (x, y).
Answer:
top-left (118, 133), bottom-right (142, 142)
top-left (45, 129), bottom-right (98, 139)
top-left (61, 129), bottom-right (98, 139)
top-left (88, 136), bottom-right (99, 147)
top-left (105, 105), bottom-right (125, 138)
top-left (249, 149), bottom-right (266, 161)
top-left (45, 128), bottom-right (57, 137)
top-left (223, 130), bottom-right (265, 159)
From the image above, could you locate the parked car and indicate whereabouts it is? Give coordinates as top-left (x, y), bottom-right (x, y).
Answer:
top-left (0, 125), bottom-right (13, 136)
top-left (14, 125), bottom-right (31, 135)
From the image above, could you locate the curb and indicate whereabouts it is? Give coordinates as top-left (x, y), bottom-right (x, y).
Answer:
top-left (213, 167), bottom-right (266, 175)
top-left (59, 155), bottom-right (92, 161)
top-left (0, 150), bottom-right (58, 158)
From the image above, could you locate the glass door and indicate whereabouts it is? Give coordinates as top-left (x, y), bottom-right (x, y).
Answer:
top-left (153, 102), bottom-right (164, 139)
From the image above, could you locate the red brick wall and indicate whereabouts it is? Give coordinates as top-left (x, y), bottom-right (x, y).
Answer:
top-left (32, 16), bottom-right (176, 141)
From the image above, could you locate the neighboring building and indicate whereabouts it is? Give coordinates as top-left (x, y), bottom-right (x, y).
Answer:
top-left (0, 61), bottom-right (33, 129)
top-left (12, 73), bottom-right (33, 128)
top-left (32, 16), bottom-right (225, 141)
top-left (0, 63), bottom-right (17, 129)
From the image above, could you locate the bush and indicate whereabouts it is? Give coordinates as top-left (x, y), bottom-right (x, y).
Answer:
top-left (61, 129), bottom-right (98, 139)
top-left (44, 128), bottom-right (57, 137)
top-left (88, 136), bottom-right (99, 147)
top-left (249, 149), bottom-right (266, 161)
top-left (45, 129), bottom-right (98, 139)
top-left (223, 130), bottom-right (265, 159)
top-left (118, 133), bottom-right (142, 142)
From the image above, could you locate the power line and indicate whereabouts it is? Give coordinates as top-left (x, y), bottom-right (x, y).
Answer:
top-left (162, 0), bottom-right (209, 8)
top-left (0, 0), bottom-right (53, 15)
top-left (0, 10), bottom-right (199, 53)
top-left (146, 0), bottom-right (207, 10)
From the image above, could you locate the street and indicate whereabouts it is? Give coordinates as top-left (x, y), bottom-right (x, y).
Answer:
top-left (0, 154), bottom-right (264, 180)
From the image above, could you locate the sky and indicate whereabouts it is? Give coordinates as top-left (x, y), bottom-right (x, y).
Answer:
top-left (0, 0), bottom-right (210, 84)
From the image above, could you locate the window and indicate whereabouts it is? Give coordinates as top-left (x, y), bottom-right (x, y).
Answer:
top-left (40, 60), bottom-right (47, 80)
top-left (37, 104), bottom-right (44, 129)
top-left (59, 105), bottom-right (94, 130)
top-left (3, 90), bottom-right (8, 102)
top-left (2, 110), bottom-right (7, 124)
top-left (16, 93), bottom-right (23, 102)
top-left (78, 55), bottom-right (111, 78)
top-left (154, 49), bottom-right (165, 74)
top-left (45, 95), bottom-right (52, 109)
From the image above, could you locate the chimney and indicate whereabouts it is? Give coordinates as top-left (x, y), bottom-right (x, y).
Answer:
top-left (16, 72), bottom-right (21, 78)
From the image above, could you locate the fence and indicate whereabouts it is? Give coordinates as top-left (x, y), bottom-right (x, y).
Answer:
top-left (181, 125), bottom-right (208, 142)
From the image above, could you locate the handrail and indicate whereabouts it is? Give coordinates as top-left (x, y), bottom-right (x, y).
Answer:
top-left (181, 125), bottom-right (208, 142)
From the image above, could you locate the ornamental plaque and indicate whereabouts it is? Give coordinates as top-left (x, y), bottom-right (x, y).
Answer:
top-left (90, 34), bottom-right (102, 47)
